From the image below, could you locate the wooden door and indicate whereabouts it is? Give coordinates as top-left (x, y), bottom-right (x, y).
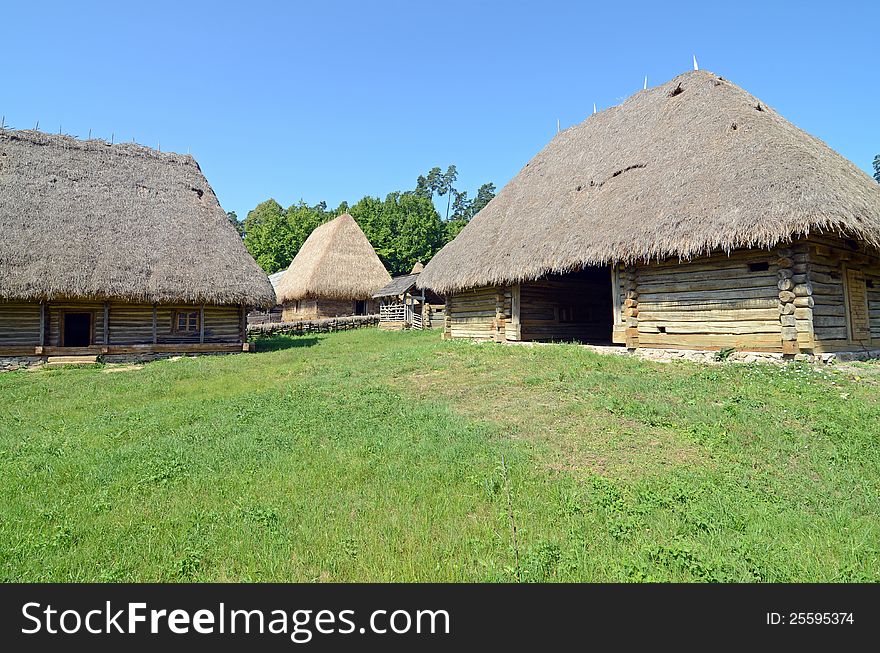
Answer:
top-left (844, 267), bottom-right (870, 342)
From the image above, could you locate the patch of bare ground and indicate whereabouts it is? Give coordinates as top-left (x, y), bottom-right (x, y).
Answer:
top-left (397, 361), bottom-right (704, 479)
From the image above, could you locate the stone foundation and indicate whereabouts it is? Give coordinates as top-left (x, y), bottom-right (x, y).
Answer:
top-left (0, 356), bottom-right (45, 372)
top-left (1, 350), bottom-right (246, 372)
top-left (503, 341), bottom-right (880, 365)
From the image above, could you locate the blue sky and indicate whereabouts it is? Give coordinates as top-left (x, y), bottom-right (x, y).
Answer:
top-left (3, 1), bottom-right (878, 218)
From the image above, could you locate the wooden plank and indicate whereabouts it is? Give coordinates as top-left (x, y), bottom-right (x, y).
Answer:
top-left (103, 302), bottom-right (109, 345)
top-left (152, 304), bottom-right (158, 344)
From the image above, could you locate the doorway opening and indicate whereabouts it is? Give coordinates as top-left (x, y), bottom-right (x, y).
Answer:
top-left (62, 312), bottom-right (92, 347)
top-left (517, 267), bottom-right (614, 344)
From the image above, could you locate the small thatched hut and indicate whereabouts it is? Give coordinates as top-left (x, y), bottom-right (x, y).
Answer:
top-left (0, 129), bottom-right (274, 361)
top-left (373, 262), bottom-right (444, 330)
top-left (418, 71), bottom-right (880, 356)
top-left (276, 213), bottom-right (391, 320)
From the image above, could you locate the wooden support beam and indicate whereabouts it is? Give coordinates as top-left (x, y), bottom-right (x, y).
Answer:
top-left (39, 302), bottom-right (45, 347)
top-left (103, 302), bottom-right (109, 345)
top-left (152, 304), bottom-right (158, 344)
top-left (199, 305), bottom-right (205, 344)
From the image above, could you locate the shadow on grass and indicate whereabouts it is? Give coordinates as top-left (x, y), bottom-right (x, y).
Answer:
top-left (251, 335), bottom-right (321, 352)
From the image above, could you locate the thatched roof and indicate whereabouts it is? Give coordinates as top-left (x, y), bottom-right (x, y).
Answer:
top-left (0, 129), bottom-right (275, 306)
top-left (373, 273), bottom-right (418, 298)
top-left (276, 213), bottom-right (391, 302)
top-left (373, 261), bottom-right (427, 298)
top-left (418, 70), bottom-right (880, 294)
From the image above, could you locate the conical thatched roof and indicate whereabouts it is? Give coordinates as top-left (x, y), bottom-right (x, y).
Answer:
top-left (410, 261), bottom-right (424, 273)
top-left (418, 70), bottom-right (880, 294)
top-left (0, 129), bottom-right (275, 306)
top-left (276, 213), bottom-right (391, 302)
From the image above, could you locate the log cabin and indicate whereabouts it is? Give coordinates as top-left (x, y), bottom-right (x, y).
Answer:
top-left (417, 71), bottom-right (880, 357)
top-left (0, 129), bottom-right (275, 363)
top-left (373, 262), bottom-right (444, 330)
top-left (275, 213), bottom-right (391, 320)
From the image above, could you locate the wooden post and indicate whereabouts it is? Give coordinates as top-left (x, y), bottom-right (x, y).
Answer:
top-left (509, 283), bottom-right (521, 341)
top-left (103, 302), bottom-right (109, 345)
top-left (152, 304), bottom-right (158, 345)
top-left (240, 305), bottom-right (247, 343)
top-left (199, 305), bottom-right (205, 344)
top-left (39, 302), bottom-right (45, 347)
top-left (494, 287), bottom-right (506, 342)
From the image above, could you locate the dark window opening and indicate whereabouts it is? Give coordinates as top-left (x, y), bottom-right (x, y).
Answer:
top-left (867, 279), bottom-right (875, 288)
top-left (355, 300), bottom-right (367, 316)
top-left (62, 312), bottom-right (92, 347)
top-left (174, 310), bottom-right (199, 333)
top-left (748, 262), bottom-right (770, 272)
top-left (658, 326), bottom-right (667, 334)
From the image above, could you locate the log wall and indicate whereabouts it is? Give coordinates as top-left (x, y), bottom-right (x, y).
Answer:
top-left (0, 302), bottom-right (41, 346)
top-left (0, 301), bottom-right (245, 350)
top-left (445, 286), bottom-right (503, 340)
top-left (806, 235), bottom-right (880, 352)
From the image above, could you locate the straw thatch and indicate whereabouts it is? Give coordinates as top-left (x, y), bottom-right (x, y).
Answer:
top-left (0, 129), bottom-right (275, 306)
top-left (373, 261), bottom-right (427, 298)
top-left (276, 213), bottom-right (391, 302)
top-left (418, 70), bottom-right (880, 294)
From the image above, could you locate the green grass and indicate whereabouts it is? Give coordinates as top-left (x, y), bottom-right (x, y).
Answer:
top-left (1, 329), bottom-right (879, 582)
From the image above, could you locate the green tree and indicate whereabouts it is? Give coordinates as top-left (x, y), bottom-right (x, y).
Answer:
top-left (349, 192), bottom-right (444, 275)
top-left (226, 211), bottom-right (244, 237)
top-left (425, 167), bottom-right (443, 199)
top-left (437, 165), bottom-right (459, 220)
top-left (874, 154), bottom-right (880, 182)
top-left (242, 199), bottom-right (332, 273)
top-left (471, 182), bottom-right (497, 215)
top-left (243, 199), bottom-right (287, 273)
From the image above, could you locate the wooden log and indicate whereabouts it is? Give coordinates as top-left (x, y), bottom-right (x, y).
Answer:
top-left (638, 287), bottom-right (777, 302)
top-left (778, 302), bottom-right (795, 315)
top-left (637, 308), bottom-right (780, 322)
top-left (781, 326), bottom-right (798, 341)
top-left (778, 291), bottom-right (796, 303)
top-left (777, 278), bottom-right (794, 291)
top-left (639, 275), bottom-right (777, 294)
top-left (776, 257), bottom-right (793, 268)
top-left (792, 283), bottom-right (813, 297)
top-left (637, 321), bottom-right (782, 335)
top-left (793, 296), bottom-right (814, 308)
top-left (777, 269), bottom-right (793, 279)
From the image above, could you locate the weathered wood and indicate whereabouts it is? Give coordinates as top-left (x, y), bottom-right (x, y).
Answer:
top-left (638, 321), bottom-right (781, 335)
top-left (103, 302), bottom-right (109, 345)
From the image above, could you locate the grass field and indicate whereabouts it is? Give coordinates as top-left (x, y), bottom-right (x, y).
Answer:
top-left (1, 328), bottom-right (879, 582)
